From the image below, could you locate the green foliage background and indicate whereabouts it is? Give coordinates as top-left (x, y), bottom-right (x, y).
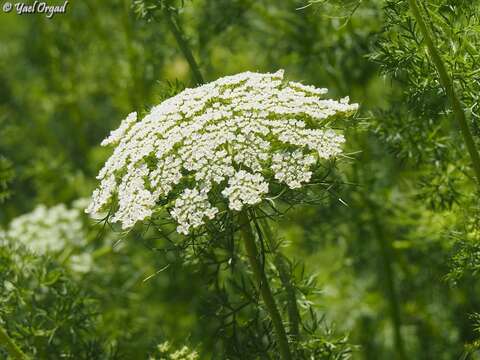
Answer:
top-left (1, 0), bottom-right (480, 359)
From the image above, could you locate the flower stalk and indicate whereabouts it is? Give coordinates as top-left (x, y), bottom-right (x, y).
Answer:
top-left (257, 216), bottom-right (300, 340)
top-left (163, 5), bottom-right (204, 85)
top-left (238, 210), bottom-right (292, 360)
top-left (407, 0), bottom-right (480, 187)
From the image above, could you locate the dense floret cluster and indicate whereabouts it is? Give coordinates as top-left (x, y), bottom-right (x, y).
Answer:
top-left (87, 70), bottom-right (358, 234)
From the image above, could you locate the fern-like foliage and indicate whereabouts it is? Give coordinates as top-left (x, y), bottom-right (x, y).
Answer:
top-left (0, 241), bottom-right (111, 359)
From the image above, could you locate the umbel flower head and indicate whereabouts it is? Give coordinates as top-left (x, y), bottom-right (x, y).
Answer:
top-left (3, 200), bottom-right (93, 273)
top-left (87, 70), bottom-right (358, 234)
top-left (6, 202), bottom-right (85, 254)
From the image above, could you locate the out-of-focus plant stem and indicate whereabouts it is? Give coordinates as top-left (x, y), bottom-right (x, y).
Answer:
top-left (239, 210), bottom-right (292, 360)
top-left (258, 216), bottom-right (300, 340)
top-left (367, 199), bottom-right (407, 360)
top-left (123, 0), bottom-right (143, 110)
top-left (163, 6), bottom-right (204, 85)
top-left (407, 0), bottom-right (480, 187)
top-left (0, 326), bottom-right (29, 360)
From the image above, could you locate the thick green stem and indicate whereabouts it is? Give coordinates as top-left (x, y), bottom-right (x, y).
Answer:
top-left (258, 217), bottom-right (300, 340)
top-left (238, 210), bottom-right (292, 360)
top-left (163, 7), bottom-right (204, 85)
top-left (0, 326), bottom-right (29, 360)
top-left (407, 0), bottom-right (480, 186)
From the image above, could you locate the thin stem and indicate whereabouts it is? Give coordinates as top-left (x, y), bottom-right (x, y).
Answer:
top-left (123, 0), bottom-right (143, 110)
top-left (0, 326), bottom-right (29, 360)
top-left (407, 0), bottom-right (480, 186)
top-left (238, 210), bottom-right (292, 360)
top-left (163, 6), bottom-right (204, 85)
top-left (257, 216), bottom-right (300, 340)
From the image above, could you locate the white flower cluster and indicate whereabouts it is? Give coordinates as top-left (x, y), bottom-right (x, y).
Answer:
top-left (87, 70), bottom-right (358, 234)
top-left (7, 203), bottom-right (84, 254)
top-left (272, 150), bottom-right (316, 189)
top-left (4, 201), bottom-right (93, 273)
top-left (222, 170), bottom-right (269, 211)
top-left (171, 188), bottom-right (218, 235)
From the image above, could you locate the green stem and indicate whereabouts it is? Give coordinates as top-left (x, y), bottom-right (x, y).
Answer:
top-left (0, 326), bottom-right (29, 360)
top-left (407, 0), bottom-right (480, 186)
top-left (367, 200), bottom-right (407, 360)
top-left (163, 7), bottom-right (204, 85)
top-left (258, 217), bottom-right (300, 340)
top-left (123, 0), bottom-right (143, 110)
top-left (238, 210), bottom-right (292, 360)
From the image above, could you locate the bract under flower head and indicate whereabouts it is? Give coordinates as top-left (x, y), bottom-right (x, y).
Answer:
top-left (86, 70), bottom-right (358, 234)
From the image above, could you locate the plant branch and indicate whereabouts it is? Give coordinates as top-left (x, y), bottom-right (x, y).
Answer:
top-left (163, 7), bottom-right (204, 85)
top-left (0, 325), bottom-right (29, 360)
top-left (238, 210), bottom-right (292, 360)
top-left (407, 0), bottom-right (480, 186)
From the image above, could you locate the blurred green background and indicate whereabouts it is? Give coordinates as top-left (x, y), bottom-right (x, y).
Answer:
top-left (1, 0), bottom-right (480, 359)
